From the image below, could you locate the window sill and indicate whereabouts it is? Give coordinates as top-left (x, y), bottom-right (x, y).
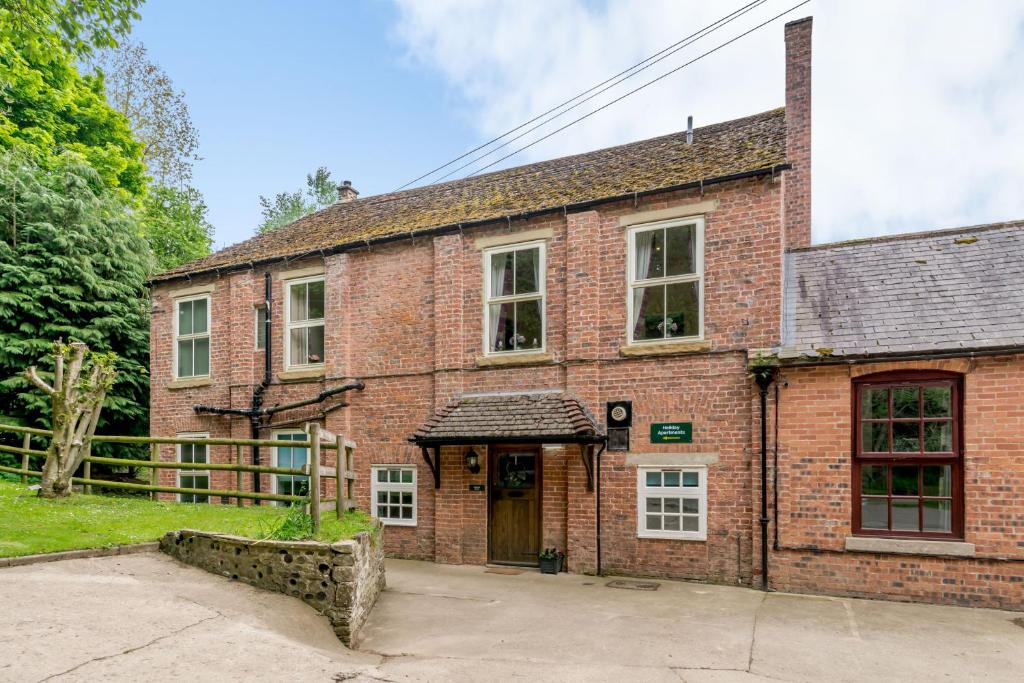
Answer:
top-left (845, 536), bottom-right (975, 558)
top-left (638, 532), bottom-right (707, 542)
top-left (378, 519), bottom-right (417, 528)
top-left (619, 340), bottom-right (711, 357)
top-left (278, 367), bottom-right (325, 382)
top-left (167, 377), bottom-right (212, 390)
top-left (475, 352), bottom-right (553, 368)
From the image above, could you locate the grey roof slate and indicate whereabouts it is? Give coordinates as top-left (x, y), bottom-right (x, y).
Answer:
top-left (780, 220), bottom-right (1024, 360)
top-left (411, 392), bottom-right (602, 443)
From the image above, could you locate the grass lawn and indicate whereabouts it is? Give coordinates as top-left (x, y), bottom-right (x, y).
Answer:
top-left (0, 479), bottom-right (376, 558)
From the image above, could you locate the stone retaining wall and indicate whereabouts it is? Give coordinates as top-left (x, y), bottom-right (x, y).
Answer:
top-left (160, 527), bottom-right (385, 645)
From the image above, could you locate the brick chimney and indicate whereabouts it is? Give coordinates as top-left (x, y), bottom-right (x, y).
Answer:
top-left (783, 17), bottom-right (812, 248)
top-left (337, 180), bottom-right (359, 203)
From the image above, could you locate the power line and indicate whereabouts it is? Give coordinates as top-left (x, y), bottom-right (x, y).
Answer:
top-left (393, 0), bottom-right (769, 192)
top-left (465, 0), bottom-right (810, 179)
top-left (429, 0), bottom-right (772, 184)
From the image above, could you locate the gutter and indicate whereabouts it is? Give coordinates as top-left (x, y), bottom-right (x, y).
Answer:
top-left (777, 344), bottom-right (1024, 368)
top-left (149, 164), bottom-right (790, 287)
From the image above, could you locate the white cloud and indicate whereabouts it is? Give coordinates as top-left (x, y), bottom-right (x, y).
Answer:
top-left (392, 0), bottom-right (1024, 243)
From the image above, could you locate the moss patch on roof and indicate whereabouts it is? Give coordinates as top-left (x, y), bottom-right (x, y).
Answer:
top-left (155, 108), bottom-right (786, 282)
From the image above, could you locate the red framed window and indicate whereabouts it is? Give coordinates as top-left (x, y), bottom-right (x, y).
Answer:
top-left (852, 371), bottom-right (963, 539)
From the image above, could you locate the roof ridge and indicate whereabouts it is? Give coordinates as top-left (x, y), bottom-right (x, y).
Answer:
top-left (788, 219), bottom-right (1024, 254)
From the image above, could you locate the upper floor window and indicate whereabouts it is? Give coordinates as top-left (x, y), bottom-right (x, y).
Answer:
top-left (483, 241), bottom-right (546, 354)
top-left (628, 218), bottom-right (703, 343)
top-left (853, 373), bottom-right (962, 539)
top-left (175, 296), bottom-right (210, 379)
top-left (285, 277), bottom-right (325, 369)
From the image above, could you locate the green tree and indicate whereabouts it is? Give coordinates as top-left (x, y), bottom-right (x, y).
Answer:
top-left (0, 150), bottom-right (150, 452)
top-left (257, 167), bottom-right (336, 233)
top-left (142, 184), bottom-right (213, 271)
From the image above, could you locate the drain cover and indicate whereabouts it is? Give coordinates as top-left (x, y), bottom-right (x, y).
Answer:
top-left (606, 579), bottom-right (660, 591)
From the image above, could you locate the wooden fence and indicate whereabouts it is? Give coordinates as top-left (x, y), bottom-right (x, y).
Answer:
top-left (0, 423), bottom-right (356, 534)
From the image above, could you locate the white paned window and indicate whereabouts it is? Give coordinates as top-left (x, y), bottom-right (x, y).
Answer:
top-left (636, 466), bottom-right (707, 540)
top-left (273, 431), bottom-right (310, 507)
top-left (177, 434), bottom-right (209, 503)
top-left (285, 277), bottom-right (325, 369)
top-left (371, 466), bottom-right (416, 526)
top-left (483, 241), bottom-right (546, 354)
top-left (175, 296), bottom-right (210, 379)
top-left (628, 218), bottom-right (704, 344)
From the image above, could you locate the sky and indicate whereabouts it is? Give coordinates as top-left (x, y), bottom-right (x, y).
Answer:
top-left (132, 0), bottom-right (1024, 249)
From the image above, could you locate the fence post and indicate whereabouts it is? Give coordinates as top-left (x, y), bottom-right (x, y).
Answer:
top-left (335, 434), bottom-right (346, 519)
top-left (307, 423), bottom-right (321, 534)
top-left (83, 442), bottom-right (92, 495)
top-left (150, 442), bottom-right (159, 501)
top-left (20, 433), bottom-right (30, 485)
top-left (235, 444), bottom-right (244, 507)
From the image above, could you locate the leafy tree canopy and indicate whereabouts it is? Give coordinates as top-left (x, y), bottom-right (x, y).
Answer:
top-left (257, 166), bottom-right (336, 234)
top-left (0, 150), bottom-right (150, 452)
top-left (142, 184), bottom-right (213, 271)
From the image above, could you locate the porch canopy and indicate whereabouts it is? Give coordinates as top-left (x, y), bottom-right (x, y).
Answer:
top-left (409, 392), bottom-right (605, 489)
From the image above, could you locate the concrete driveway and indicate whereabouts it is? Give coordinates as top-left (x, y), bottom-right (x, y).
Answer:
top-left (1, 553), bottom-right (1022, 682)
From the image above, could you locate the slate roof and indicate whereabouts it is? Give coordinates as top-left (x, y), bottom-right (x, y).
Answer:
top-left (780, 220), bottom-right (1024, 360)
top-left (153, 108), bottom-right (787, 282)
top-left (411, 392), bottom-right (603, 444)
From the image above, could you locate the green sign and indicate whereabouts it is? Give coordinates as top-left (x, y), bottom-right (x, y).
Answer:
top-left (469, 484), bottom-right (485, 492)
top-left (650, 422), bottom-right (693, 443)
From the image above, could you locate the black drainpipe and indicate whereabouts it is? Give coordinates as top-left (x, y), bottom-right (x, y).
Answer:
top-left (753, 367), bottom-right (776, 590)
top-left (250, 272), bottom-right (272, 502)
top-left (594, 440), bottom-right (606, 576)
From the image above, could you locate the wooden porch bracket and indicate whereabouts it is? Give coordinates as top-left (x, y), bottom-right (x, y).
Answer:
top-left (581, 444), bottom-right (595, 492)
top-left (420, 445), bottom-right (441, 489)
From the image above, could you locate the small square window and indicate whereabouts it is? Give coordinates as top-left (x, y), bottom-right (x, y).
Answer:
top-left (637, 467), bottom-right (706, 541)
top-left (371, 466), bottom-right (416, 526)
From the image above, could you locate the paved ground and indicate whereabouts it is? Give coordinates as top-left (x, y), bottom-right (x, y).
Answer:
top-left (1, 553), bottom-right (1022, 682)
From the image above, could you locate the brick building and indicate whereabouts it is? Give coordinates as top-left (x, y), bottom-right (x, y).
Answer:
top-left (148, 18), bottom-right (1024, 608)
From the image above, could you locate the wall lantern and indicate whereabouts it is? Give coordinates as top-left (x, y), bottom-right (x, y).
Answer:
top-left (465, 448), bottom-right (481, 474)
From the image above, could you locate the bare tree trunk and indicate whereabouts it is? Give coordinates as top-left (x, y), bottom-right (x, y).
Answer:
top-left (25, 341), bottom-right (117, 498)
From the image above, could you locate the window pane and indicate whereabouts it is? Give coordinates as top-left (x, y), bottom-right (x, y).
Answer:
top-left (892, 499), bottom-right (920, 531)
top-left (180, 444), bottom-right (192, 464)
top-left (646, 515), bottom-right (662, 531)
top-left (488, 302), bottom-right (514, 352)
top-left (192, 298), bottom-right (208, 334)
top-left (490, 251), bottom-right (515, 297)
top-left (295, 479), bottom-right (309, 497)
top-left (862, 422), bottom-right (888, 452)
top-left (645, 471), bottom-right (662, 487)
top-left (681, 516), bottom-right (699, 532)
top-left (663, 516), bottom-right (681, 531)
top-left (193, 337), bottom-right (209, 376)
top-left (634, 229), bottom-right (664, 280)
top-left (289, 328), bottom-right (307, 366)
top-left (861, 498), bottom-right (888, 529)
top-left (924, 421), bottom-right (952, 452)
top-left (682, 471), bottom-right (699, 487)
top-left (389, 505), bottom-right (400, 518)
top-left (663, 471), bottom-right (680, 487)
top-left (389, 491), bottom-right (400, 504)
top-left (307, 325), bottom-right (324, 364)
top-left (663, 498), bottom-right (680, 513)
top-left (681, 498), bottom-right (699, 514)
top-left (861, 388), bottom-right (889, 419)
top-left (646, 498), bottom-right (662, 513)
top-left (307, 280), bottom-right (325, 319)
top-left (665, 224), bottom-right (696, 276)
top-left (401, 506), bottom-right (413, 519)
top-left (665, 281), bottom-right (700, 338)
top-left (861, 464), bottom-right (888, 495)
top-left (256, 307), bottom-right (267, 349)
top-left (401, 469), bottom-right (413, 483)
top-left (892, 465), bottom-right (919, 496)
top-left (377, 491), bottom-right (387, 504)
top-left (923, 386), bottom-right (951, 417)
top-left (293, 448), bottom-right (308, 468)
top-left (290, 283), bottom-right (308, 322)
top-left (632, 284), bottom-right (664, 341)
top-left (893, 387), bottom-right (920, 418)
top-left (515, 299), bottom-right (543, 350)
top-left (194, 444), bottom-right (207, 465)
top-left (377, 469), bottom-right (387, 483)
top-left (923, 465), bottom-right (952, 497)
top-left (893, 422), bottom-right (920, 452)
top-left (389, 469), bottom-right (400, 483)
top-left (178, 300), bottom-right (193, 335)
top-left (401, 492), bottom-right (413, 505)
top-left (377, 506), bottom-right (387, 517)
top-left (923, 500), bottom-right (952, 532)
top-left (177, 340), bottom-right (194, 377)
top-left (514, 248), bottom-right (540, 294)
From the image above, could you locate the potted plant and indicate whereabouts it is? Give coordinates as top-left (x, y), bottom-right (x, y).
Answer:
top-left (539, 547), bottom-right (559, 574)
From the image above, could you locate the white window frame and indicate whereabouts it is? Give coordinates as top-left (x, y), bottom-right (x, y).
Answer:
top-left (271, 429), bottom-right (310, 506)
top-left (173, 294), bottom-right (211, 379)
top-left (370, 465), bottom-right (417, 527)
top-left (636, 466), bottom-right (707, 540)
top-left (254, 304), bottom-right (267, 350)
top-left (176, 432), bottom-right (210, 504)
top-left (481, 239), bottom-right (547, 355)
top-left (626, 217), bottom-right (705, 345)
top-left (283, 276), bottom-right (325, 370)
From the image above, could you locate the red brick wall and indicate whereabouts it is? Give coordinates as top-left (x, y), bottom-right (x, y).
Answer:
top-left (783, 17), bottom-right (812, 249)
top-left (768, 356), bottom-right (1024, 609)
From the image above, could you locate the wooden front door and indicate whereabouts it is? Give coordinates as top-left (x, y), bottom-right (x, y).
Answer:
top-left (488, 446), bottom-right (541, 566)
